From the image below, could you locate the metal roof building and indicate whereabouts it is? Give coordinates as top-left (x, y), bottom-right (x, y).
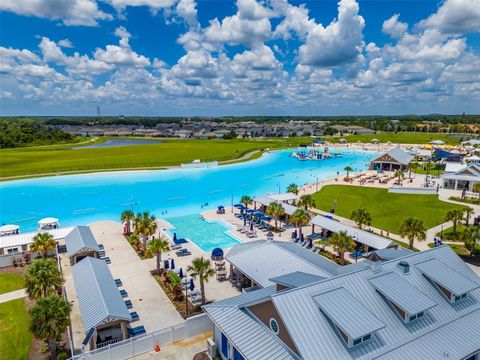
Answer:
top-left (72, 257), bottom-right (131, 333)
top-left (371, 146), bottom-right (413, 170)
top-left (0, 227), bottom-right (74, 251)
top-left (65, 226), bottom-right (100, 264)
top-left (310, 215), bottom-right (396, 250)
top-left (226, 240), bottom-right (339, 288)
top-left (206, 246), bottom-right (480, 360)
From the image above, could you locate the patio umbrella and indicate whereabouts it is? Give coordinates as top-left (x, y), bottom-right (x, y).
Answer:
top-left (300, 233), bottom-right (304, 242)
top-left (211, 248), bottom-right (224, 261)
top-left (170, 258), bottom-right (175, 270)
top-left (189, 278), bottom-right (195, 292)
top-left (164, 260), bottom-right (170, 269)
top-left (179, 268), bottom-right (184, 278)
top-left (250, 222), bottom-right (254, 231)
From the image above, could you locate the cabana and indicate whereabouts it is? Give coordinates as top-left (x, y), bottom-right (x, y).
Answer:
top-left (0, 224), bottom-right (19, 236)
top-left (65, 226), bottom-right (100, 265)
top-left (72, 257), bottom-right (131, 350)
top-left (38, 217), bottom-right (60, 230)
top-left (310, 215), bottom-right (396, 251)
top-left (370, 146), bottom-right (413, 171)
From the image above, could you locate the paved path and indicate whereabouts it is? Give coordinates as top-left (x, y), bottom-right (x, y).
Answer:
top-left (0, 288), bottom-right (27, 304)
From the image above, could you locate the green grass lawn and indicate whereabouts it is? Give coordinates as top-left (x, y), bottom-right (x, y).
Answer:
top-left (0, 274), bottom-right (25, 295)
top-left (311, 185), bottom-right (467, 233)
top-left (326, 133), bottom-right (461, 145)
top-left (0, 137), bottom-right (309, 178)
top-left (428, 242), bottom-right (470, 256)
top-left (0, 298), bottom-right (32, 360)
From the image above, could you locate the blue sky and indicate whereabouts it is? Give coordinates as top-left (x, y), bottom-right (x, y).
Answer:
top-left (0, 0), bottom-right (479, 116)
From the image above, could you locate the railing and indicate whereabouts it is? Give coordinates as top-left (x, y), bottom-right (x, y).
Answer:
top-left (69, 313), bottom-right (213, 360)
top-left (96, 339), bottom-right (119, 348)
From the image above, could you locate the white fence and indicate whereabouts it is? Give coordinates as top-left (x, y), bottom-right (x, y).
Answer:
top-left (388, 186), bottom-right (438, 195)
top-left (70, 313), bottom-right (213, 360)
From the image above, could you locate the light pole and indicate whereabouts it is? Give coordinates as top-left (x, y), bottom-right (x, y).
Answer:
top-left (184, 272), bottom-right (189, 317)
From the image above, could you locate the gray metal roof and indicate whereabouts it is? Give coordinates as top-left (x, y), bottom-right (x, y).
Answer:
top-left (363, 248), bottom-right (412, 261)
top-left (270, 272), bottom-right (326, 289)
top-left (314, 287), bottom-right (386, 340)
top-left (268, 193), bottom-right (298, 202)
top-left (415, 258), bottom-right (479, 295)
top-left (253, 196), bottom-right (274, 206)
top-left (270, 246), bottom-right (480, 360)
top-left (210, 285), bottom-right (277, 307)
top-left (311, 216), bottom-right (395, 250)
top-left (72, 257), bottom-right (131, 331)
top-left (226, 240), bottom-right (339, 287)
top-left (369, 272), bottom-right (437, 315)
top-left (372, 146), bottom-right (413, 165)
top-left (65, 226), bottom-right (100, 258)
top-left (204, 306), bottom-right (296, 360)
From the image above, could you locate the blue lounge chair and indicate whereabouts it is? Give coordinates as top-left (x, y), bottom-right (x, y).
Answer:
top-left (349, 250), bottom-right (363, 259)
top-left (130, 311), bottom-right (139, 322)
top-left (119, 289), bottom-right (128, 298)
top-left (124, 300), bottom-right (132, 309)
top-left (114, 278), bottom-right (123, 287)
top-left (101, 257), bottom-right (111, 264)
top-left (312, 247), bottom-right (319, 254)
top-left (98, 250), bottom-right (106, 256)
top-left (128, 326), bottom-right (146, 337)
top-left (98, 244), bottom-right (104, 250)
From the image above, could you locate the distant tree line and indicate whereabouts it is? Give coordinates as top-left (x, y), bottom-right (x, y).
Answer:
top-left (0, 119), bottom-right (74, 148)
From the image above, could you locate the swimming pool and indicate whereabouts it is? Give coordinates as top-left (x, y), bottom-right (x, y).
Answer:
top-left (0, 148), bottom-right (376, 250)
top-left (164, 214), bottom-right (241, 252)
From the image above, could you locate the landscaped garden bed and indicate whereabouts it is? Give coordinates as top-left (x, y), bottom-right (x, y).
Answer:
top-left (124, 234), bottom-right (153, 260)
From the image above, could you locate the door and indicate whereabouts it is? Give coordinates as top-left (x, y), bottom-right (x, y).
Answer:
top-left (221, 333), bottom-right (228, 358)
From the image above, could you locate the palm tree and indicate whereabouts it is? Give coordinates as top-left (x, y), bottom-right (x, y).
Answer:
top-left (147, 237), bottom-right (170, 274)
top-left (351, 207), bottom-right (372, 229)
top-left (29, 295), bottom-right (71, 360)
top-left (399, 217), bottom-right (426, 250)
top-left (133, 211), bottom-right (158, 255)
top-left (462, 227), bottom-right (480, 256)
top-left (328, 231), bottom-right (355, 265)
top-left (30, 232), bottom-right (56, 258)
top-left (445, 209), bottom-right (465, 234)
top-left (266, 202), bottom-right (285, 229)
top-left (464, 207), bottom-right (474, 226)
top-left (407, 161), bottom-right (419, 179)
top-left (287, 183), bottom-right (299, 195)
top-left (25, 258), bottom-right (62, 299)
top-left (394, 169), bottom-right (405, 184)
top-left (344, 166), bottom-right (353, 180)
top-left (187, 257), bottom-right (215, 305)
top-left (289, 209), bottom-right (311, 238)
top-left (298, 194), bottom-right (316, 211)
top-left (240, 195), bottom-right (253, 209)
top-left (120, 210), bottom-right (135, 235)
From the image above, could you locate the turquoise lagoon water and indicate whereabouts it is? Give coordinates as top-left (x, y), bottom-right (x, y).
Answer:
top-left (0, 148), bottom-right (376, 251)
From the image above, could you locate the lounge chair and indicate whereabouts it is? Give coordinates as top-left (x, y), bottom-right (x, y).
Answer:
top-left (98, 244), bottom-right (104, 250)
top-left (130, 311), bottom-right (139, 322)
top-left (312, 248), bottom-right (319, 254)
top-left (128, 326), bottom-right (146, 337)
top-left (124, 300), bottom-right (133, 309)
top-left (98, 250), bottom-right (106, 257)
top-left (176, 248), bottom-right (192, 257)
top-left (101, 257), bottom-right (111, 264)
top-left (114, 278), bottom-right (123, 287)
top-left (119, 290), bottom-right (128, 298)
top-left (170, 243), bottom-right (182, 250)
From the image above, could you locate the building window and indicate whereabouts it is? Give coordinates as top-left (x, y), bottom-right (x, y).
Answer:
top-left (362, 334), bottom-right (371, 342)
top-left (269, 318), bottom-right (279, 335)
top-left (353, 338), bottom-right (362, 346)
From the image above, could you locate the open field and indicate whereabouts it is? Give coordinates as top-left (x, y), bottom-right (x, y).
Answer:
top-left (0, 274), bottom-right (24, 295)
top-left (311, 185), bottom-right (467, 233)
top-left (0, 137), bottom-right (309, 179)
top-left (327, 132), bottom-right (462, 145)
top-left (0, 298), bottom-right (32, 360)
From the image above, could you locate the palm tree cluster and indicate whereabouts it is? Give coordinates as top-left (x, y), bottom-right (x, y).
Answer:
top-left (328, 231), bottom-right (355, 265)
top-left (30, 232), bottom-right (56, 258)
top-left (351, 207), bottom-right (372, 230)
top-left (25, 257), bottom-right (71, 360)
top-left (240, 195), bottom-right (253, 209)
top-left (290, 209), bottom-right (311, 238)
top-left (287, 183), bottom-right (299, 195)
top-left (121, 210), bottom-right (158, 255)
top-left (297, 194), bottom-right (315, 210)
top-left (266, 201), bottom-right (285, 229)
top-left (444, 208), bottom-right (467, 234)
top-left (147, 236), bottom-right (170, 274)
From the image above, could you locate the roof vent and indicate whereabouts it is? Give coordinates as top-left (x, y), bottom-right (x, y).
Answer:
top-left (398, 261), bottom-right (410, 274)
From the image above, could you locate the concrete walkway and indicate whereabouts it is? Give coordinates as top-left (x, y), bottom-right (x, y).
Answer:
top-left (0, 288), bottom-right (27, 304)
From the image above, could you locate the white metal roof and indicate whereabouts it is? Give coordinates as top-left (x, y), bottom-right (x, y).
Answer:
top-left (415, 258), bottom-right (479, 295)
top-left (282, 203), bottom-right (299, 216)
top-left (444, 162), bottom-right (465, 173)
top-left (369, 272), bottom-right (437, 315)
top-left (270, 272), bottom-right (326, 289)
top-left (310, 216), bottom-right (395, 250)
top-left (253, 196), bottom-right (274, 206)
top-left (204, 306), bottom-right (296, 360)
top-left (267, 193), bottom-right (298, 202)
top-left (65, 226), bottom-right (100, 257)
top-left (270, 246), bottom-right (480, 360)
top-left (0, 227), bottom-right (75, 249)
top-left (226, 240), bottom-right (338, 288)
top-left (72, 257), bottom-right (131, 331)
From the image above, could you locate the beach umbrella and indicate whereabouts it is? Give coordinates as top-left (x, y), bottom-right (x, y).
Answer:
top-left (189, 278), bottom-right (195, 291)
top-left (179, 268), bottom-right (184, 278)
top-left (300, 233), bottom-right (304, 242)
top-left (170, 258), bottom-right (175, 270)
top-left (211, 248), bottom-right (224, 261)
